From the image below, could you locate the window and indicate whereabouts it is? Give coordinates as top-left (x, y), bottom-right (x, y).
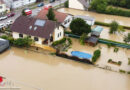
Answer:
top-left (68, 19), bottom-right (70, 23)
top-left (28, 35), bottom-right (31, 38)
top-left (34, 27), bottom-right (37, 31)
top-left (57, 34), bottom-right (59, 38)
top-left (0, 6), bottom-right (3, 9)
top-left (64, 20), bottom-right (67, 24)
top-left (34, 37), bottom-right (39, 41)
top-left (29, 26), bottom-right (32, 30)
top-left (19, 34), bottom-right (23, 38)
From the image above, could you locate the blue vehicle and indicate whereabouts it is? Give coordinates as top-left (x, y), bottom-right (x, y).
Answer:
top-left (37, 3), bottom-right (44, 7)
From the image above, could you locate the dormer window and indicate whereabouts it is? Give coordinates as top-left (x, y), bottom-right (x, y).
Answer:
top-left (29, 26), bottom-right (32, 30)
top-left (34, 27), bottom-right (37, 30)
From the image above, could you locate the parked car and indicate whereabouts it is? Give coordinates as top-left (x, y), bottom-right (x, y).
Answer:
top-left (44, 4), bottom-right (52, 10)
top-left (24, 8), bottom-right (32, 16)
top-left (0, 16), bottom-right (8, 21)
top-left (7, 12), bottom-right (15, 17)
top-left (6, 20), bottom-right (13, 25)
top-left (37, 3), bottom-right (44, 7)
top-left (50, 0), bottom-right (55, 3)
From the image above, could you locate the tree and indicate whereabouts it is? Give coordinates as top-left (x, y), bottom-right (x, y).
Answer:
top-left (80, 33), bottom-right (88, 45)
top-left (109, 21), bottom-right (119, 34)
top-left (124, 33), bottom-right (130, 43)
top-left (92, 49), bottom-right (101, 63)
top-left (126, 0), bottom-right (130, 8)
top-left (70, 18), bottom-right (91, 36)
top-left (64, 1), bottom-right (69, 8)
top-left (90, 0), bottom-right (108, 13)
top-left (22, 9), bottom-right (27, 16)
top-left (46, 8), bottom-right (56, 21)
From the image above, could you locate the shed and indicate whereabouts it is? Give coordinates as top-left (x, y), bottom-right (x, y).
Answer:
top-left (74, 15), bottom-right (95, 26)
top-left (85, 36), bottom-right (98, 46)
top-left (91, 26), bottom-right (103, 37)
top-left (0, 38), bottom-right (9, 53)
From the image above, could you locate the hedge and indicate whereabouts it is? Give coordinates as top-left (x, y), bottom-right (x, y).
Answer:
top-left (52, 38), bottom-right (66, 46)
top-left (95, 21), bottom-right (130, 30)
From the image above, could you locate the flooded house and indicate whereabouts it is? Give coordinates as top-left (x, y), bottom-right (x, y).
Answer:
top-left (36, 9), bottom-right (73, 28)
top-left (11, 16), bottom-right (64, 45)
top-left (0, 38), bottom-right (9, 53)
top-left (69, 0), bottom-right (92, 10)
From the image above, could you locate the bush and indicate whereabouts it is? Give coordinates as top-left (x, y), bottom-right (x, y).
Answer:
top-left (114, 47), bottom-right (119, 52)
top-left (128, 71), bottom-right (130, 74)
top-left (109, 21), bottom-right (119, 34)
top-left (92, 49), bottom-right (101, 63)
top-left (128, 58), bottom-right (130, 65)
top-left (52, 38), bottom-right (66, 46)
top-left (70, 18), bottom-right (91, 36)
top-left (79, 33), bottom-right (88, 45)
top-left (13, 37), bottom-right (33, 47)
top-left (119, 69), bottom-right (126, 73)
top-left (118, 61), bottom-right (122, 65)
top-left (108, 59), bottom-right (112, 62)
top-left (124, 33), bottom-right (130, 43)
top-left (67, 38), bottom-right (72, 45)
top-left (64, 1), bottom-right (68, 8)
top-left (0, 35), bottom-right (14, 45)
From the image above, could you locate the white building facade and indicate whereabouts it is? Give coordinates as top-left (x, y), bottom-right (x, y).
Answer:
top-left (69, 0), bottom-right (92, 10)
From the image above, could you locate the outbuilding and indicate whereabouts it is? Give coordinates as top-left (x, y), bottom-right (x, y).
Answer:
top-left (85, 36), bottom-right (99, 46)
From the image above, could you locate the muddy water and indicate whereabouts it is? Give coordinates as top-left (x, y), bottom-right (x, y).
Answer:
top-left (58, 8), bottom-right (130, 27)
top-left (0, 47), bottom-right (130, 90)
top-left (71, 38), bottom-right (130, 71)
top-left (100, 26), bottom-right (130, 42)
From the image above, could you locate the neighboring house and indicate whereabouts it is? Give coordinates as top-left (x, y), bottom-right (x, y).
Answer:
top-left (74, 15), bottom-right (95, 26)
top-left (11, 16), bottom-right (64, 45)
top-left (69, 0), bottom-right (92, 10)
top-left (3, 0), bottom-right (36, 9)
top-left (36, 9), bottom-right (73, 28)
top-left (0, 0), bottom-right (8, 14)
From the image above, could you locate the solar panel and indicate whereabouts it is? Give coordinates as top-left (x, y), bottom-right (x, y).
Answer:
top-left (35, 19), bottom-right (46, 27)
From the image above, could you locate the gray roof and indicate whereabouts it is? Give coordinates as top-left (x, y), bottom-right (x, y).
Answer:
top-left (0, 38), bottom-right (8, 46)
top-left (78, 0), bottom-right (88, 7)
top-left (85, 36), bottom-right (98, 44)
top-left (74, 15), bottom-right (95, 21)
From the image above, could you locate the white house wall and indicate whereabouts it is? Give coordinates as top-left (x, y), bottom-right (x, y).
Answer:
top-left (54, 26), bottom-right (64, 41)
top-left (0, 4), bottom-right (7, 13)
top-left (62, 15), bottom-right (73, 28)
top-left (12, 32), bottom-right (44, 45)
top-left (69, 0), bottom-right (85, 10)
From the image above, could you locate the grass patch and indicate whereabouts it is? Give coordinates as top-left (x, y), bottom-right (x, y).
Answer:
top-left (119, 69), bottom-right (126, 73)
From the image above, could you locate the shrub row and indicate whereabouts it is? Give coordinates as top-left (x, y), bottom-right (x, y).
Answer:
top-left (95, 21), bottom-right (130, 30)
top-left (0, 35), bottom-right (33, 47)
top-left (99, 38), bottom-right (130, 47)
top-left (52, 38), bottom-right (66, 46)
top-left (105, 6), bottom-right (130, 17)
top-left (92, 49), bottom-right (101, 63)
top-left (108, 59), bottom-right (122, 65)
top-left (56, 51), bottom-right (93, 64)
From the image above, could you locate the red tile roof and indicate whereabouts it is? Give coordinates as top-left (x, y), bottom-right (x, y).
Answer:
top-left (36, 9), bottom-right (68, 23)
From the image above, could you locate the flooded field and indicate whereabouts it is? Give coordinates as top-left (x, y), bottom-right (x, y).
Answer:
top-left (70, 38), bottom-right (130, 71)
top-left (58, 8), bottom-right (130, 27)
top-left (0, 47), bottom-right (130, 90)
top-left (100, 26), bottom-right (130, 42)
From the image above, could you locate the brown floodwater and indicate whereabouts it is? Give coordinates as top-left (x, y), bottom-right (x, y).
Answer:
top-left (0, 47), bottom-right (130, 90)
top-left (58, 8), bottom-right (130, 27)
